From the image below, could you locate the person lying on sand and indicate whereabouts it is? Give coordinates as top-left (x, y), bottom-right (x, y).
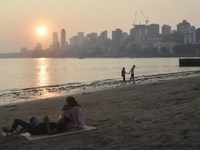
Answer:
top-left (59, 96), bottom-right (85, 131)
top-left (3, 115), bottom-right (70, 135)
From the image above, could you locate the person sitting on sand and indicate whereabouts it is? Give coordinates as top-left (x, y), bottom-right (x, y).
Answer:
top-left (59, 96), bottom-right (85, 131)
top-left (3, 115), bottom-right (70, 135)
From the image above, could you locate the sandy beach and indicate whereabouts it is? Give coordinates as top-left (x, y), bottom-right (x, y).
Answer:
top-left (1, 76), bottom-right (200, 150)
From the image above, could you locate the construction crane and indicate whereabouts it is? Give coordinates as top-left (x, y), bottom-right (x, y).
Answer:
top-left (132, 11), bottom-right (137, 26)
top-left (141, 10), bottom-right (149, 25)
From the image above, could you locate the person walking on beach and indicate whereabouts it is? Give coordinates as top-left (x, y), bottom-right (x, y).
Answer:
top-left (2, 115), bottom-right (70, 135)
top-left (121, 67), bottom-right (128, 84)
top-left (59, 96), bottom-right (85, 131)
top-left (129, 65), bottom-right (135, 83)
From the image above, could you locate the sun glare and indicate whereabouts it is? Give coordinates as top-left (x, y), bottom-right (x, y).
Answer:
top-left (38, 28), bottom-right (45, 35)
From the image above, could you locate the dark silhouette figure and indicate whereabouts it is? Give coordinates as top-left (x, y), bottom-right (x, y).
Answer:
top-left (129, 65), bottom-right (135, 83)
top-left (121, 67), bottom-right (128, 84)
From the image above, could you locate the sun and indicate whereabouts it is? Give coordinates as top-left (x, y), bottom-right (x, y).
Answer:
top-left (38, 28), bottom-right (45, 35)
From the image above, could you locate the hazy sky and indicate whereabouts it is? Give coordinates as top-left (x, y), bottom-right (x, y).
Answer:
top-left (1, 0), bottom-right (200, 53)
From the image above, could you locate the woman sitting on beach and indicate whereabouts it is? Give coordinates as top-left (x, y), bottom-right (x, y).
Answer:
top-left (59, 96), bottom-right (85, 131)
top-left (3, 115), bottom-right (70, 135)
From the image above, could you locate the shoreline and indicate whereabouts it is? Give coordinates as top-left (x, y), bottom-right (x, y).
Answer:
top-left (1, 53), bottom-right (200, 58)
top-left (1, 76), bottom-right (200, 149)
top-left (1, 69), bottom-right (200, 106)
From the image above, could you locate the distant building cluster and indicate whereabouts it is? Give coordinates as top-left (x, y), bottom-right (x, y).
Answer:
top-left (18, 20), bottom-right (200, 57)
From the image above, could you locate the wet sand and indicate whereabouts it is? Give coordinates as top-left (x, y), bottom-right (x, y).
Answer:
top-left (1, 76), bottom-right (200, 150)
top-left (1, 70), bottom-right (200, 106)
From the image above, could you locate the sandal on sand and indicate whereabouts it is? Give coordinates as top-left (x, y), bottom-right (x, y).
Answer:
top-left (3, 127), bottom-right (11, 133)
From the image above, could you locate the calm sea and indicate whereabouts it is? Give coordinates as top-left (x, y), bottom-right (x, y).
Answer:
top-left (0, 57), bottom-right (200, 105)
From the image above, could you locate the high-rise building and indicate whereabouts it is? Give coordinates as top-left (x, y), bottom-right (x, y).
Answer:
top-left (130, 25), bottom-right (146, 44)
top-left (87, 32), bottom-right (97, 44)
top-left (162, 24), bottom-right (171, 37)
top-left (61, 29), bottom-right (67, 51)
top-left (35, 43), bottom-right (42, 51)
top-left (184, 26), bottom-right (196, 44)
top-left (53, 32), bottom-right (58, 43)
top-left (112, 29), bottom-right (122, 52)
top-left (177, 20), bottom-right (190, 33)
top-left (98, 30), bottom-right (107, 43)
top-left (21, 47), bottom-right (28, 53)
top-left (78, 32), bottom-right (84, 47)
top-left (51, 32), bottom-right (60, 52)
top-left (69, 36), bottom-right (78, 47)
top-left (98, 30), bottom-right (108, 53)
top-left (146, 24), bottom-right (159, 39)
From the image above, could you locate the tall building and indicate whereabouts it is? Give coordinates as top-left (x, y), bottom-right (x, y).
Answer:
top-left (98, 30), bottom-right (107, 43)
top-left (146, 24), bottom-right (159, 39)
top-left (162, 24), bottom-right (171, 37)
top-left (112, 29), bottom-right (122, 52)
top-left (87, 32), bottom-right (97, 44)
top-left (184, 26), bottom-right (196, 44)
top-left (69, 36), bottom-right (78, 47)
top-left (51, 32), bottom-right (60, 52)
top-left (35, 43), bottom-right (42, 51)
top-left (78, 32), bottom-right (84, 47)
top-left (61, 29), bottom-right (67, 51)
top-left (130, 25), bottom-right (146, 44)
top-left (177, 20), bottom-right (190, 33)
top-left (53, 32), bottom-right (58, 43)
top-left (21, 47), bottom-right (28, 53)
top-left (98, 30), bottom-right (108, 53)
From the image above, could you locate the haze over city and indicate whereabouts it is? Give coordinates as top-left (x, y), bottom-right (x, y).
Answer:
top-left (1, 0), bottom-right (200, 53)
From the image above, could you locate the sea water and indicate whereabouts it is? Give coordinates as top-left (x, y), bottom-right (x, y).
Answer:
top-left (0, 57), bottom-right (200, 105)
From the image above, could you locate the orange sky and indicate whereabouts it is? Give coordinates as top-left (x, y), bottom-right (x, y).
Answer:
top-left (1, 0), bottom-right (200, 53)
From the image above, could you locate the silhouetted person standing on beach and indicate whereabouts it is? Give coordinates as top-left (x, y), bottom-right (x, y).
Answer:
top-left (129, 65), bottom-right (135, 83)
top-left (121, 67), bottom-right (128, 84)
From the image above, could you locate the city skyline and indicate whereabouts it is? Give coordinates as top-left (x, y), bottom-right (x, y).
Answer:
top-left (1, 0), bottom-right (200, 53)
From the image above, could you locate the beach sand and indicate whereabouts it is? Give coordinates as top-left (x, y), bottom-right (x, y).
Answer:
top-left (1, 76), bottom-right (200, 150)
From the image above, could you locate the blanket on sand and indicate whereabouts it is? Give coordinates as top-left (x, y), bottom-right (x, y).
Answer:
top-left (20, 125), bottom-right (97, 140)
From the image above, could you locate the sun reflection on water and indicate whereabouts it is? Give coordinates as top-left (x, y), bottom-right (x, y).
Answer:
top-left (37, 58), bottom-right (49, 87)
top-left (35, 58), bottom-right (57, 98)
